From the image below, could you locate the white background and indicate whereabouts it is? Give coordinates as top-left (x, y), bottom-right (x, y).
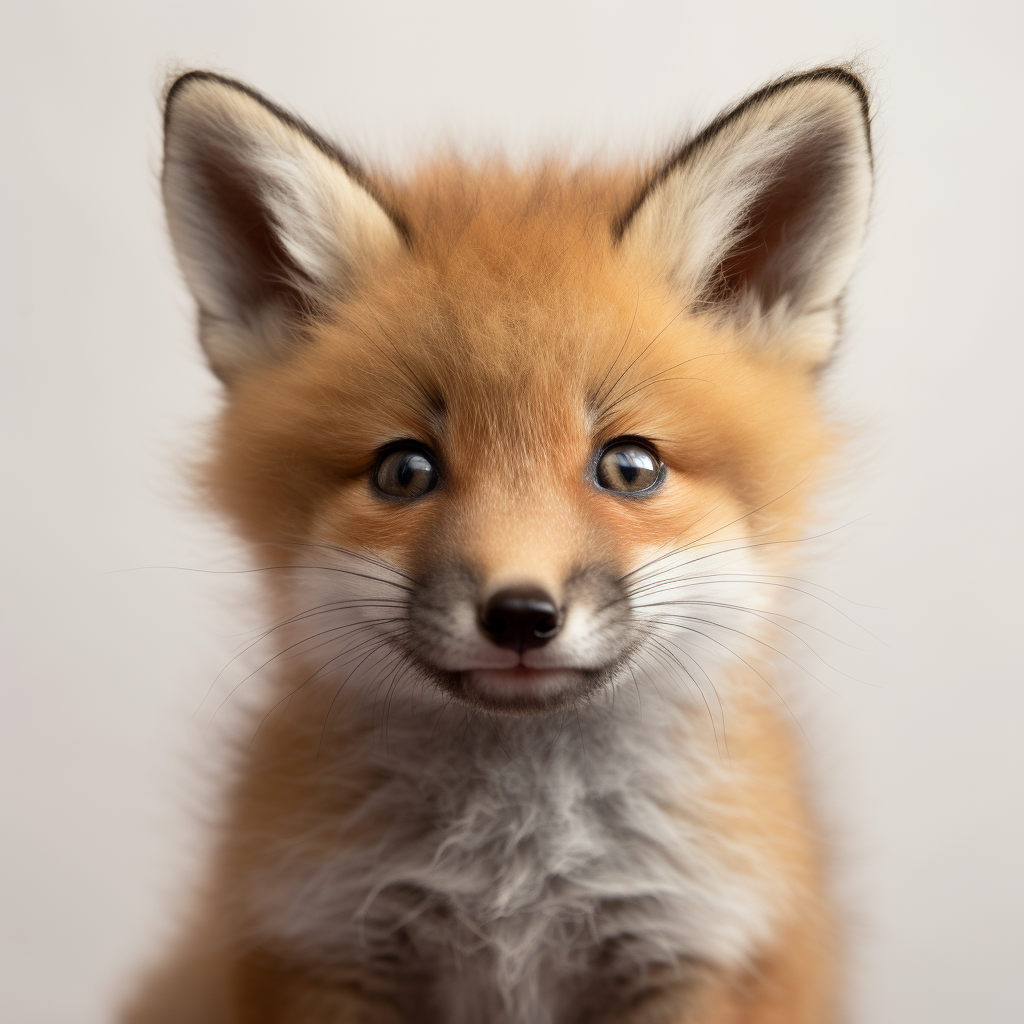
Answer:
top-left (2, 2), bottom-right (1022, 1021)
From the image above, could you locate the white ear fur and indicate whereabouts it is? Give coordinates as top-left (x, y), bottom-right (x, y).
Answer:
top-left (618, 68), bottom-right (872, 365)
top-left (162, 72), bottom-right (404, 382)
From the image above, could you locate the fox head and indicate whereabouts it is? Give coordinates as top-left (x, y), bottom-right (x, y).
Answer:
top-left (162, 69), bottom-right (871, 715)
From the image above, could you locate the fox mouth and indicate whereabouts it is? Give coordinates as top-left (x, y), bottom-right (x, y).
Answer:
top-left (399, 564), bottom-right (635, 713)
top-left (416, 660), bottom-right (619, 714)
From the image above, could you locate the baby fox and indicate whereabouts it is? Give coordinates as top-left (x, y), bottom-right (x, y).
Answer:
top-left (125, 67), bottom-right (872, 1023)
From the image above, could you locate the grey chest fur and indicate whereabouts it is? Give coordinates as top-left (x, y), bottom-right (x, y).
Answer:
top-left (248, 702), bottom-right (773, 1024)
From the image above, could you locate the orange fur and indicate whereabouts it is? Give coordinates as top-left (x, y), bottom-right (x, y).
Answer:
top-left (125, 69), bottom-right (872, 1023)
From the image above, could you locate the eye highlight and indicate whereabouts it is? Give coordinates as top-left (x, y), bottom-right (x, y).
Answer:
top-left (373, 445), bottom-right (439, 500)
top-left (596, 439), bottom-right (664, 495)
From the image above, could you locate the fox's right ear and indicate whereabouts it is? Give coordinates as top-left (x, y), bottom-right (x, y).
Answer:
top-left (162, 72), bottom-right (404, 383)
top-left (616, 68), bottom-right (872, 367)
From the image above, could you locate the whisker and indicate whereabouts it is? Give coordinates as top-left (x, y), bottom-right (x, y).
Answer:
top-left (645, 609), bottom-right (842, 694)
top-left (598, 353), bottom-right (726, 417)
top-left (107, 562), bottom-right (414, 592)
top-left (615, 483), bottom-right (825, 585)
top-left (215, 618), bottom-right (408, 730)
top-left (219, 614), bottom-right (407, 737)
top-left (316, 639), bottom-right (412, 765)
top-left (287, 539), bottom-right (418, 585)
top-left (191, 598), bottom-right (411, 720)
top-left (246, 629), bottom-right (409, 753)
top-left (650, 622), bottom-right (813, 748)
top-left (622, 515), bottom-right (874, 593)
top-left (629, 575), bottom-right (875, 636)
top-left (643, 633), bottom-right (728, 760)
top-left (591, 287), bottom-right (641, 408)
top-left (595, 305), bottom-right (688, 413)
top-left (635, 599), bottom-right (870, 683)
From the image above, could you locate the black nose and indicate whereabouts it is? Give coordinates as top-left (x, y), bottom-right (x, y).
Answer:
top-left (479, 586), bottom-right (562, 651)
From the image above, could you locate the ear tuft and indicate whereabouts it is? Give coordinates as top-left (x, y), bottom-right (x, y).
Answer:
top-left (162, 72), bottom-right (405, 383)
top-left (617, 67), bottom-right (873, 366)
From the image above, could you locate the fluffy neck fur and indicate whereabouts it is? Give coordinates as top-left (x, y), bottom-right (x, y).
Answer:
top-left (224, 628), bottom-right (784, 1024)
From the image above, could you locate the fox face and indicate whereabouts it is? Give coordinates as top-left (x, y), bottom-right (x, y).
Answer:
top-left (163, 70), bottom-right (870, 717)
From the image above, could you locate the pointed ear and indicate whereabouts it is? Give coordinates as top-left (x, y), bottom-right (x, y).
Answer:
top-left (616, 68), bottom-right (872, 366)
top-left (162, 72), bottom-right (405, 383)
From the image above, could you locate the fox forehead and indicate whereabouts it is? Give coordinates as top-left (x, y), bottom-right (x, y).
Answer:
top-left (228, 162), bottom-right (818, 464)
top-left (305, 161), bottom-right (669, 444)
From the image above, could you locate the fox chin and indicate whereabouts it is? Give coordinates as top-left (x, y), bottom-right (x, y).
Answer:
top-left (122, 65), bottom-right (872, 1024)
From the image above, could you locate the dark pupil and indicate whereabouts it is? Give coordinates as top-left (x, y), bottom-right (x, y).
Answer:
top-left (616, 450), bottom-right (644, 484)
top-left (397, 453), bottom-right (431, 489)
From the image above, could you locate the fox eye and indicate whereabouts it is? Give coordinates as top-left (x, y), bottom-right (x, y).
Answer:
top-left (373, 446), bottom-right (438, 500)
top-left (596, 440), bottom-right (663, 495)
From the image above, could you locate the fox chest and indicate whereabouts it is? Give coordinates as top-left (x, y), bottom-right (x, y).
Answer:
top-left (245, 728), bottom-right (774, 1024)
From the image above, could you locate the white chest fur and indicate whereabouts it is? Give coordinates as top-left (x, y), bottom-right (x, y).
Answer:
top-left (243, 690), bottom-right (778, 1024)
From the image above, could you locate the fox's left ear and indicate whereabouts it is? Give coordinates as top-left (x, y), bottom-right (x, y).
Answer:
top-left (616, 68), bottom-right (872, 366)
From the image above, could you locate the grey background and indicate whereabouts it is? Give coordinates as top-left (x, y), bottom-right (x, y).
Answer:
top-left (2, 2), bottom-right (1021, 1021)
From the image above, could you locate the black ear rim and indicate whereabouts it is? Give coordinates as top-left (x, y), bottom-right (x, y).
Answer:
top-left (162, 70), bottom-right (412, 246)
top-left (611, 66), bottom-right (872, 244)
